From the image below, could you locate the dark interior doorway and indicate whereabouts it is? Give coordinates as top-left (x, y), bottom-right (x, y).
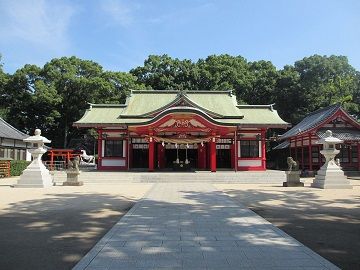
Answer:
top-left (132, 149), bottom-right (148, 168)
top-left (165, 149), bottom-right (198, 168)
top-left (216, 149), bottom-right (232, 168)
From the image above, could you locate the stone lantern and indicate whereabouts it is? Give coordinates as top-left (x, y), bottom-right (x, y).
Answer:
top-left (311, 130), bottom-right (352, 189)
top-left (15, 129), bottom-right (53, 188)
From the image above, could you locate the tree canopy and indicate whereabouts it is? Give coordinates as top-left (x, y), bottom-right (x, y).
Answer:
top-left (0, 53), bottom-right (359, 148)
top-left (1, 56), bottom-right (145, 147)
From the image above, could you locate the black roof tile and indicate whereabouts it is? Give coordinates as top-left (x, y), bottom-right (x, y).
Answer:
top-left (0, 118), bottom-right (28, 140)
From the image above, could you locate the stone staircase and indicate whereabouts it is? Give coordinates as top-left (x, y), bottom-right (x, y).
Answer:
top-left (52, 170), bottom-right (286, 185)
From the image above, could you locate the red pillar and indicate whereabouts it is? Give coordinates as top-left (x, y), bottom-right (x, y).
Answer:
top-left (234, 131), bottom-right (237, 172)
top-left (148, 136), bottom-right (155, 172)
top-left (198, 144), bottom-right (206, 169)
top-left (210, 137), bottom-right (216, 172)
top-left (97, 129), bottom-right (102, 169)
top-left (358, 143), bottom-right (360, 171)
top-left (230, 143), bottom-right (235, 169)
top-left (301, 136), bottom-right (304, 170)
top-left (128, 140), bottom-right (132, 170)
top-left (261, 129), bottom-right (266, 170)
top-left (309, 134), bottom-right (312, 171)
top-left (50, 151), bottom-right (54, 170)
top-left (157, 143), bottom-right (165, 169)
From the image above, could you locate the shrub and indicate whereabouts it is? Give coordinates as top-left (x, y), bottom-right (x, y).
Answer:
top-left (10, 160), bottom-right (31, 176)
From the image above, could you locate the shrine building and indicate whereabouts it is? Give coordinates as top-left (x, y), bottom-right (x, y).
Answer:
top-left (275, 104), bottom-right (360, 172)
top-left (74, 90), bottom-right (289, 172)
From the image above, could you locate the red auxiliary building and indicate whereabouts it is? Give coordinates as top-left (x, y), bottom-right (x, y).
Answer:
top-left (275, 104), bottom-right (360, 172)
top-left (74, 90), bottom-right (289, 172)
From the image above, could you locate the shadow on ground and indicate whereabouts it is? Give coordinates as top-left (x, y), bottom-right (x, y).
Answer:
top-left (0, 191), bottom-right (135, 270)
top-left (220, 183), bottom-right (360, 270)
top-left (75, 185), bottom-right (339, 270)
top-left (1, 183), bottom-right (358, 270)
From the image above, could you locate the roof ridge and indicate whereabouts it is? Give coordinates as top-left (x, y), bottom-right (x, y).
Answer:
top-left (279, 103), bottom-right (342, 139)
top-left (237, 104), bottom-right (275, 108)
top-left (130, 89), bottom-right (233, 94)
top-left (306, 103), bottom-right (341, 117)
top-left (89, 104), bottom-right (127, 108)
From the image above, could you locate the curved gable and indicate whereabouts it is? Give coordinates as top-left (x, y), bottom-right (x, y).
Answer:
top-left (120, 90), bottom-right (244, 119)
top-left (128, 107), bottom-right (238, 135)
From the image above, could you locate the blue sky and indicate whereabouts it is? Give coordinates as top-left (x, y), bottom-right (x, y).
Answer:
top-left (1, 0), bottom-right (359, 74)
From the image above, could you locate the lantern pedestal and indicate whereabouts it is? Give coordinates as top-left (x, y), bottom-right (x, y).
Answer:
top-left (15, 129), bottom-right (53, 188)
top-left (311, 155), bottom-right (352, 189)
top-left (311, 130), bottom-right (352, 189)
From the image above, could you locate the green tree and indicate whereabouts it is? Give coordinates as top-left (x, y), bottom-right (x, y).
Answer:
top-left (131, 54), bottom-right (197, 90)
top-left (42, 56), bottom-right (144, 147)
top-left (2, 64), bottom-right (45, 131)
top-left (274, 65), bottom-right (302, 123)
top-left (0, 54), bottom-right (10, 118)
top-left (294, 55), bottom-right (359, 117)
top-left (100, 71), bottom-right (146, 103)
top-left (272, 55), bottom-right (360, 124)
top-left (3, 56), bottom-right (144, 147)
top-left (245, 60), bottom-right (279, 105)
top-left (195, 54), bottom-right (252, 102)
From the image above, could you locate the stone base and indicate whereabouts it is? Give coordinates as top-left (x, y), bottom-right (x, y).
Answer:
top-left (283, 171), bottom-right (303, 187)
top-left (311, 167), bottom-right (352, 189)
top-left (15, 167), bottom-right (53, 188)
top-left (63, 170), bottom-right (83, 186)
top-left (63, 181), bottom-right (83, 186)
top-left (283, 181), bottom-right (304, 187)
top-left (301, 170), bottom-right (315, 177)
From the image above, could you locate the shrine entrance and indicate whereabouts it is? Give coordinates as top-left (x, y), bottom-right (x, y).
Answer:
top-left (132, 148), bottom-right (148, 168)
top-left (163, 142), bottom-right (199, 170)
top-left (216, 148), bottom-right (232, 169)
top-left (128, 109), bottom-right (239, 172)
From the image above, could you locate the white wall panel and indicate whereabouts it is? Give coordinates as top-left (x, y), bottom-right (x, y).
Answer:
top-left (238, 160), bottom-right (262, 167)
top-left (102, 159), bottom-right (125, 166)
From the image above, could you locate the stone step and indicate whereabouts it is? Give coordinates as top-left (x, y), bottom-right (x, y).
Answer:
top-left (345, 170), bottom-right (360, 177)
top-left (51, 170), bottom-right (286, 184)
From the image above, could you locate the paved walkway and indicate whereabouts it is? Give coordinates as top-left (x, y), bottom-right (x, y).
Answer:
top-left (74, 183), bottom-right (339, 270)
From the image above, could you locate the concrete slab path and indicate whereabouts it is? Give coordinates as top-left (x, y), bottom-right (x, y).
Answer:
top-left (74, 183), bottom-right (339, 270)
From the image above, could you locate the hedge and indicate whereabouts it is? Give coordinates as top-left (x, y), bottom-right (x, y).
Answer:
top-left (10, 160), bottom-right (31, 176)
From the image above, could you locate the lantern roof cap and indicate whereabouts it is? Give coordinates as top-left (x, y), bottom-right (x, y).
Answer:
top-left (316, 130), bottom-right (343, 144)
top-left (23, 129), bottom-right (51, 144)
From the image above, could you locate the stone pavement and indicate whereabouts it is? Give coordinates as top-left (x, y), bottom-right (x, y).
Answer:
top-left (73, 183), bottom-right (339, 270)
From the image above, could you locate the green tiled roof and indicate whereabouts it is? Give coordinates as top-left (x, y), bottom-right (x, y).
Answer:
top-left (120, 90), bottom-right (243, 117)
top-left (74, 90), bottom-right (289, 128)
top-left (186, 92), bottom-right (243, 117)
top-left (236, 106), bottom-right (289, 126)
top-left (75, 105), bottom-right (148, 126)
top-left (122, 91), bottom-right (178, 116)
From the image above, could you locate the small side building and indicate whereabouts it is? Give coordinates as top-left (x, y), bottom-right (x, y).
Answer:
top-left (275, 104), bottom-right (360, 173)
top-left (0, 118), bottom-right (30, 161)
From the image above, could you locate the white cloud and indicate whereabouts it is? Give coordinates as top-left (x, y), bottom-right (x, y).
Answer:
top-left (0, 0), bottom-right (76, 53)
top-left (100, 0), bottom-right (139, 27)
